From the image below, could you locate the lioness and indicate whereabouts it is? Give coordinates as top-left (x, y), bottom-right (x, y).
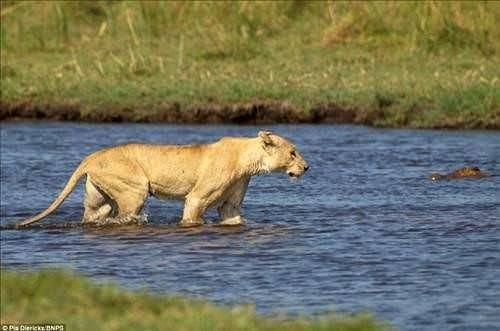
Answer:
top-left (18, 131), bottom-right (308, 227)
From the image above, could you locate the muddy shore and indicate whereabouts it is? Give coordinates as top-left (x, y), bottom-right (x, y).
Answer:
top-left (1, 100), bottom-right (498, 129)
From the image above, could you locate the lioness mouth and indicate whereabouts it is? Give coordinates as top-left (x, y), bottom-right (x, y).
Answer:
top-left (287, 172), bottom-right (300, 178)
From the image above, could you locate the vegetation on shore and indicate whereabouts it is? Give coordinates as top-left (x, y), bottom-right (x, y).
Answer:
top-left (1, 269), bottom-right (388, 331)
top-left (1, 1), bottom-right (499, 128)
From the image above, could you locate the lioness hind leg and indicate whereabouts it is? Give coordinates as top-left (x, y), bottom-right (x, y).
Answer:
top-left (87, 172), bottom-right (148, 220)
top-left (115, 194), bottom-right (146, 218)
top-left (84, 204), bottom-right (113, 223)
top-left (83, 178), bottom-right (114, 223)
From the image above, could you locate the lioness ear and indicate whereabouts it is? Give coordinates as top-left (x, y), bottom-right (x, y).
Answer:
top-left (258, 130), bottom-right (274, 146)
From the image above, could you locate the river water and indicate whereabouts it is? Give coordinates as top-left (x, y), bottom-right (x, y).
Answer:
top-left (1, 123), bottom-right (499, 330)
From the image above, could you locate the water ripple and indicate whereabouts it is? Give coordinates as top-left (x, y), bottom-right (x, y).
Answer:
top-left (1, 123), bottom-right (499, 331)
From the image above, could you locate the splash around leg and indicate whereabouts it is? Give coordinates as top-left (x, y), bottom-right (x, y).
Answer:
top-left (83, 214), bottom-right (149, 227)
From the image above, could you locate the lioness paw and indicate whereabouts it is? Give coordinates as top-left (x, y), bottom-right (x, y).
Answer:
top-left (179, 218), bottom-right (205, 227)
top-left (219, 216), bottom-right (247, 226)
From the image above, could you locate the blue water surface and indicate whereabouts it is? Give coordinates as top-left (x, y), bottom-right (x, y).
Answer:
top-left (1, 123), bottom-right (499, 331)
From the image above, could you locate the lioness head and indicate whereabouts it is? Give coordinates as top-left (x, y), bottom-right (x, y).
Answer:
top-left (258, 131), bottom-right (309, 177)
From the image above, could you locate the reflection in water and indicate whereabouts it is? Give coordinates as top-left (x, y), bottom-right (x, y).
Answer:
top-left (1, 123), bottom-right (499, 331)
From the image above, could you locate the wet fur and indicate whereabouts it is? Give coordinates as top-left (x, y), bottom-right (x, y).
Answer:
top-left (18, 131), bottom-right (308, 227)
top-left (429, 167), bottom-right (492, 181)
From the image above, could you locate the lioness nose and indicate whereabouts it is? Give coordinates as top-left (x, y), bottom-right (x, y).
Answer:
top-left (304, 166), bottom-right (309, 171)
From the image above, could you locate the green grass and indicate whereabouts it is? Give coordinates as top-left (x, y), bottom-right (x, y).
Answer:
top-left (1, 1), bottom-right (499, 128)
top-left (1, 269), bottom-right (388, 331)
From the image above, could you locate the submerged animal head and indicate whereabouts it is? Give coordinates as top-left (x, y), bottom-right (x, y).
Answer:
top-left (429, 173), bottom-right (444, 181)
top-left (258, 131), bottom-right (309, 178)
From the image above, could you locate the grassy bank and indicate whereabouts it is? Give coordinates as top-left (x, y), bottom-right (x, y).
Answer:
top-left (1, 1), bottom-right (499, 128)
top-left (1, 269), bottom-right (388, 331)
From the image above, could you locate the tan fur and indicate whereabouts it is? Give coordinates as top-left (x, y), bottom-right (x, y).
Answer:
top-left (18, 131), bottom-right (308, 227)
top-left (429, 167), bottom-right (491, 181)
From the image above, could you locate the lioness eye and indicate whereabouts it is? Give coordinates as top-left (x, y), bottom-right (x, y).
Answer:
top-left (290, 151), bottom-right (296, 158)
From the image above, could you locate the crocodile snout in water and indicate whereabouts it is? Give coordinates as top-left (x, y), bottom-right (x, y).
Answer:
top-left (429, 167), bottom-right (492, 181)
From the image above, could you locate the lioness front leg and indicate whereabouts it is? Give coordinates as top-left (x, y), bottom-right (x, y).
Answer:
top-left (180, 182), bottom-right (232, 227)
top-left (218, 177), bottom-right (250, 226)
top-left (180, 196), bottom-right (206, 227)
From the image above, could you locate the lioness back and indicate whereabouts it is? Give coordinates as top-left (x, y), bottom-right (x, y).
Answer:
top-left (83, 140), bottom-right (249, 200)
top-left (116, 143), bottom-right (209, 199)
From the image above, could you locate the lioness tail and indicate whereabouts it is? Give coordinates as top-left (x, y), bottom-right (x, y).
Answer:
top-left (17, 162), bottom-right (87, 227)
